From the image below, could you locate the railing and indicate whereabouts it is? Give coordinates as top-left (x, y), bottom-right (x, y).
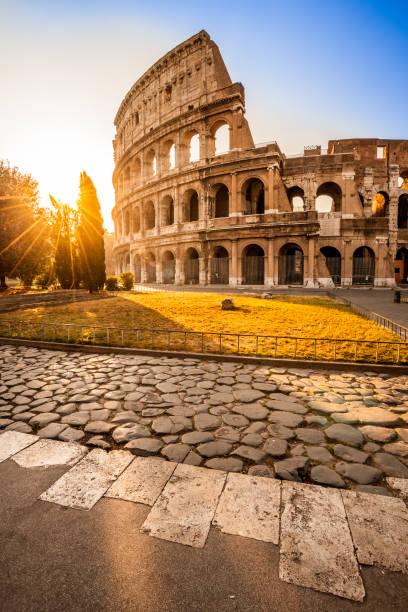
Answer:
top-left (0, 319), bottom-right (407, 364)
top-left (328, 292), bottom-right (408, 341)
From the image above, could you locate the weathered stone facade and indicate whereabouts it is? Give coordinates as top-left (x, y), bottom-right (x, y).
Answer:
top-left (112, 31), bottom-right (408, 288)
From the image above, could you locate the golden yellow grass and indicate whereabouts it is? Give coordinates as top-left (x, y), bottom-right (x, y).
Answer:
top-left (0, 292), bottom-right (406, 362)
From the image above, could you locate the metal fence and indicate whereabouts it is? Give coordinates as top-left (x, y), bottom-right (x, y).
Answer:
top-left (1, 319), bottom-right (407, 364)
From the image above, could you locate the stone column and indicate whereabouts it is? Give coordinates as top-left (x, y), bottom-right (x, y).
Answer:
top-left (230, 239), bottom-right (239, 285)
top-left (199, 257), bottom-right (206, 285)
top-left (342, 239), bottom-right (352, 286)
top-left (266, 166), bottom-right (276, 214)
top-left (156, 257), bottom-right (163, 284)
top-left (141, 256), bottom-right (147, 283)
top-left (230, 172), bottom-right (239, 217)
top-left (265, 238), bottom-right (274, 286)
top-left (305, 237), bottom-right (315, 287)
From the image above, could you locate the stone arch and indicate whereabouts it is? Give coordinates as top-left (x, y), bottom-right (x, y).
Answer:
top-left (278, 243), bottom-right (304, 285)
top-left (162, 250), bottom-right (175, 284)
top-left (211, 245), bottom-right (229, 284)
top-left (241, 178), bottom-right (265, 215)
top-left (162, 140), bottom-right (176, 172)
top-left (145, 251), bottom-right (156, 283)
top-left (213, 183), bottom-right (229, 218)
top-left (242, 244), bottom-right (265, 285)
top-left (398, 194), bottom-right (408, 228)
top-left (286, 186), bottom-right (305, 212)
top-left (146, 149), bottom-right (157, 177)
top-left (211, 120), bottom-right (231, 156)
top-left (398, 170), bottom-right (408, 189)
top-left (132, 206), bottom-right (140, 234)
top-left (144, 201), bottom-right (156, 230)
top-left (352, 246), bottom-right (375, 285)
top-left (320, 246), bottom-right (341, 285)
top-left (184, 189), bottom-right (199, 222)
top-left (133, 254), bottom-right (141, 283)
top-left (185, 131), bottom-right (200, 163)
top-left (316, 181), bottom-right (342, 213)
top-left (161, 195), bottom-right (174, 226)
top-left (395, 247), bottom-right (408, 284)
top-left (372, 191), bottom-right (389, 217)
top-left (132, 157), bottom-right (141, 186)
top-left (184, 247), bottom-right (200, 284)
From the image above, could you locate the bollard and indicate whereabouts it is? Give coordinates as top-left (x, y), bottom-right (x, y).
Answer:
top-left (394, 290), bottom-right (401, 303)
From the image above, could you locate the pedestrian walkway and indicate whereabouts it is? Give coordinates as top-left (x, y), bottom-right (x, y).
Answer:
top-left (1, 431), bottom-right (408, 605)
top-left (336, 289), bottom-right (408, 329)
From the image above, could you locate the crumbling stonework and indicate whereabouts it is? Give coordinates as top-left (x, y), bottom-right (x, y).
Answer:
top-left (112, 31), bottom-right (408, 288)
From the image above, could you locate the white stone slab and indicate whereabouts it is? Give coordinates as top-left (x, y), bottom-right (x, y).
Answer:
top-left (212, 473), bottom-right (280, 544)
top-left (141, 463), bottom-right (226, 548)
top-left (280, 482), bottom-right (364, 602)
top-left (12, 439), bottom-right (87, 468)
top-left (105, 457), bottom-right (176, 505)
top-left (342, 490), bottom-right (408, 574)
top-left (0, 431), bottom-right (39, 463)
top-left (386, 477), bottom-right (408, 501)
top-left (39, 449), bottom-right (133, 510)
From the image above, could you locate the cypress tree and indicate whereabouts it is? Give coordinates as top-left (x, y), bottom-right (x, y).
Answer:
top-left (50, 195), bottom-right (78, 289)
top-left (76, 171), bottom-right (106, 292)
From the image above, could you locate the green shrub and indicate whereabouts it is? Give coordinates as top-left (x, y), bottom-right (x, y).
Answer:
top-left (105, 275), bottom-right (119, 291)
top-left (120, 271), bottom-right (134, 291)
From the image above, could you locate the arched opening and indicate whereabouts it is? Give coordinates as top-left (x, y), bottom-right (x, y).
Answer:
top-left (320, 246), bottom-right (341, 285)
top-left (132, 158), bottom-right (141, 186)
top-left (358, 193), bottom-right (365, 208)
top-left (242, 244), bottom-right (265, 285)
top-left (146, 150), bottom-right (157, 177)
top-left (162, 196), bottom-right (174, 226)
top-left (316, 182), bottom-right (342, 213)
top-left (124, 210), bottom-right (130, 235)
top-left (214, 123), bottom-right (230, 156)
top-left (398, 171), bottom-right (408, 189)
top-left (242, 178), bottom-right (265, 215)
top-left (132, 207), bottom-right (140, 234)
top-left (211, 246), bottom-right (229, 284)
top-left (395, 247), bottom-right (408, 284)
top-left (287, 186), bottom-right (305, 212)
top-left (162, 251), bottom-right (175, 284)
top-left (188, 133), bottom-right (200, 163)
top-left (163, 141), bottom-right (176, 172)
top-left (145, 201), bottom-right (155, 230)
top-left (146, 252), bottom-right (156, 283)
top-left (185, 190), bottom-right (199, 222)
top-left (214, 184), bottom-right (229, 218)
top-left (352, 247), bottom-right (375, 285)
top-left (372, 192), bottom-right (389, 217)
top-left (278, 244), bottom-right (304, 285)
top-left (184, 248), bottom-right (199, 284)
top-left (133, 255), bottom-right (141, 283)
top-left (398, 194), bottom-right (408, 228)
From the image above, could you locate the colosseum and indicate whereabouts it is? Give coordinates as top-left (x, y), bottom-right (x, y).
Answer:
top-left (112, 30), bottom-right (408, 288)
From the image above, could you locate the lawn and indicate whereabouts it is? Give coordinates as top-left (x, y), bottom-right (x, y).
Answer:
top-left (0, 292), bottom-right (406, 363)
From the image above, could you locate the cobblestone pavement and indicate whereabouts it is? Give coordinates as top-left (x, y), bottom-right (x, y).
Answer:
top-left (1, 430), bottom-right (408, 602)
top-left (1, 344), bottom-right (408, 495)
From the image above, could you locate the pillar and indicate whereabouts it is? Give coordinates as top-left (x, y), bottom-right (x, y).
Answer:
top-left (199, 257), bottom-right (206, 285)
top-left (305, 238), bottom-right (316, 287)
top-left (265, 238), bottom-right (274, 286)
top-left (342, 240), bottom-right (352, 286)
top-left (230, 172), bottom-right (239, 217)
top-left (230, 240), bottom-right (239, 285)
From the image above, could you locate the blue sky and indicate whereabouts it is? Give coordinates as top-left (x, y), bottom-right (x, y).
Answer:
top-left (1, 0), bottom-right (407, 229)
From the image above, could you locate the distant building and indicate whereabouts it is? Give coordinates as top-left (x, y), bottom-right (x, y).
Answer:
top-left (111, 30), bottom-right (408, 287)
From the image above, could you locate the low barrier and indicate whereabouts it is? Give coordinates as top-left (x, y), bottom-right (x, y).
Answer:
top-left (1, 319), bottom-right (407, 365)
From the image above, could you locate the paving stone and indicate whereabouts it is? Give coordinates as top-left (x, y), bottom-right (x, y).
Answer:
top-left (105, 456), bottom-right (176, 505)
top-left (111, 411), bottom-right (140, 424)
top-left (268, 411), bottom-right (303, 428)
top-left (310, 466), bottom-right (345, 488)
top-left (181, 431), bottom-right (214, 445)
top-left (0, 431), bottom-right (39, 463)
top-left (279, 482), bottom-right (364, 601)
top-left (263, 438), bottom-right (287, 457)
top-left (141, 464), bottom-right (226, 548)
top-left (354, 485), bottom-right (392, 496)
top-left (124, 438), bottom-right (164, 456)
top-left (58, 427), bottom-right (85, 442)
top-left (241, 433), bottom-right (263, 447)
top-left (295, 428), bottom-right (325, 444)
top-left (342, 490), bottom-right (408, 573)
top-left (305, 414), bottom-right (328, 426)
top-left (40, 449), bottom-right (133, 510)
top-left (232, 389), bottom-right (265, 403)
top-left (324, 424), bottom-right (363, 447)
top-left (112, 423), bottom-right (151, 443)
top-left (84, 421), bottom-right (116, 434)
top-left (86, 436), bottom-right (111, 450)
top-left (5, 421), bottom-right (34, 434)
top-left (213, 472), bottom-right (281, 543)
top-left (395, 428), bottom-right (408, 443)
top-left (205, 457), bottom-right (243, 472)
top-left (197, 441), bottom-right (232, 457)
top-left (306, 446), bottom-right (333, 463)
top-left (12, 439), bottom-right (87, 468)
top-left (266, 423), bottom-right (295, 440)
top-left (167, 406), bottom-right (195, 417)
top-left (61, 412), bottom-right (90, 426)
top-left (0, 418), bottom-right (14, 429)
top-left (336, 462), bottom-right (382, 485)
top-left (194, 413), bottom-right (221, 431)
top-left (372, 452), bottom-right (408, 477)
top-left (37, 423), bottom-right (68, 439)
top-left (308, 400), bottom-right (347, 415)
top-left (274, 456), bottom-right (309, 482)
top-left (333, 444), bottom-right (368, 463)
top-left (358, 425), bottom-right (396, 443)
top-left (244, 422), bottom-right (266, 434)
top-left (56, 403), bottom-right (77, 415)
top-left (221, 413), bottom-right (249, 428)
top-left (345, 407), bottom-right (401, 427)
top-left (386, 477), bottom-right (408, 501)
top-left (89, 409), bottom-right (110, 421)
top-left (207, 392), bottom-right (234, 405)
top-left (161, 443), bottom-right (191, 463)
top-left (29, 413), bottom-right (60, 427)
top-left (183, 450), bottom-right (202, 466)
top-left (214, 426), bottom-right (240, 443)
top-left (151, 415), bottom-right (192, 434)
top-left (363, 441), bottom-right (381, 453)
top-left (382, 441), bottom-right (408, 456)
top-left (265, 400), bottom-right (308, 415)
top-left (232, 445), bottom-right (267, 463)
top-left (248, 464), bottom-right (274, 478)
top-left (232, 404), bottom-right (268, 420)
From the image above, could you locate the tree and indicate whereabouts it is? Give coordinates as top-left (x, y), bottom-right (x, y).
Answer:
top-left (49, 195), bottom-right (79, 289)
top-left (0, 160), bottom-right (51, 288)
top-left (120, 271), bottom-right (134, 290)
top-left (76, 171), bottom-right (106, 292)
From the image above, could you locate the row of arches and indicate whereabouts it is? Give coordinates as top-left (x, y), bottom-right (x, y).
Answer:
top-left (117, 122), bottom-right (231, 194)
top-left (117, 243), bottom-right (385, 287)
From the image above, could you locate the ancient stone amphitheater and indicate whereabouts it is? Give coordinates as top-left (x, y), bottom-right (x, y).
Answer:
top-left (112, 30), bottom-right (408, 288)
